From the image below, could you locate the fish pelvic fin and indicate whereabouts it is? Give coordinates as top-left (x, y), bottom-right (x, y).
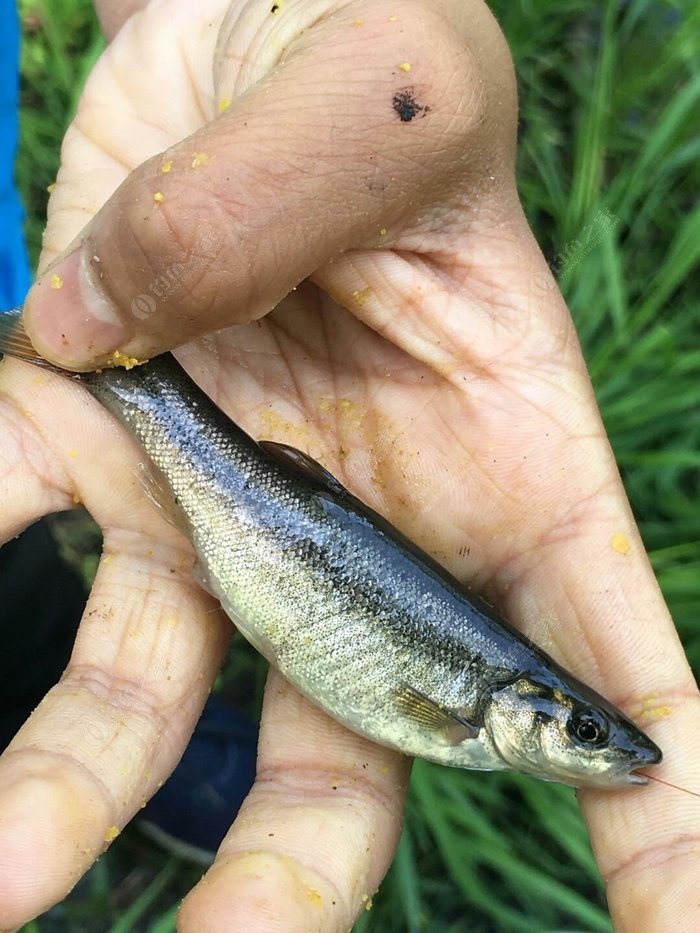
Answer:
top-left (0, 306), bottom-right (74, 376)
top-left (396, 683), bottom-right (480, 744)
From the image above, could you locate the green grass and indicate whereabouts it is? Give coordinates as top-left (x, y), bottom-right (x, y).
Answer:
top-left (16, 0), bottom-right (700, 930)
top-left (18, 0), bottom-right (104, 267)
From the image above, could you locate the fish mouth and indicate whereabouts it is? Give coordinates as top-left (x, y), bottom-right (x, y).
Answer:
top-left (619, 739), bottom-right (663, 785)
top-left (604, 764), bottom-right (656, 787)
top-left (625, 769), bottom-right (650, 785)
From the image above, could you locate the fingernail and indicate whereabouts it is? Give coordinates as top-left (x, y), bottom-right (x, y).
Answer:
top-left (24, 248), bottom-right (127, 369)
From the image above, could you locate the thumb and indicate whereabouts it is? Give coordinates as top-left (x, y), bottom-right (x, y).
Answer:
top-left (24, 1), bottom-right (495, 371)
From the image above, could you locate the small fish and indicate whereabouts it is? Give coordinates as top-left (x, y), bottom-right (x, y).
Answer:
top-left (0, 308), bottom-right (661, 788)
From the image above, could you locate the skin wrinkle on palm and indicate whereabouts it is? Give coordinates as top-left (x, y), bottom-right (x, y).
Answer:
top-left (0, 0), bottom-right (698, 929)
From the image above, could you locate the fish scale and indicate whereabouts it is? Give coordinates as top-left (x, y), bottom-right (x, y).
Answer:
top-left (0, 309), bottom-right (663, 788)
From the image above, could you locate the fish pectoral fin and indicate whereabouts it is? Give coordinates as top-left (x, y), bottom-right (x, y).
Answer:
top-left (258, 441), bottom-right (346, 496)
top-left (191, 557), bottom-right (217, 597)
top-left (138, 460), bottom-right (189, 534)
top-left (396, 684), bottom-right (480, 744)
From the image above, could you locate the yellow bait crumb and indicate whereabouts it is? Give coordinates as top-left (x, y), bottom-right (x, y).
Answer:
top-left (399, 62), bottom-right (411, 72)
top-left (161, 160), bottom-right (173, 174)
top-left (379, 227), bottom-right (388, 236)
top-left (47, 181), bottom-right (57, 193)
top-left (389, 15), bottom-right (398, 21)
top-left (641, 705), bottom-right (673, 720)
top-left (353, 18), bottom-right (363, 25)
top-left (306, 886), bottom-right (323, 907)
top-left (218, 98), bottom-right (232, 112)
top-left (628, 692), bottom-right (668, 719)
top-left (67, 449), bottom-right (78, 458)
top-left (153, 191), bottom-right (165, 203)
top-left (352, 287), bottom-right (372, 306)
top-left (611, 532), bottom-right (630, 554)
top-left (50, 274), bottom-right (64, 290)
top-left (316, 396), bottom-right (362, 428)
top-left (104, 826), bottom-right (120, 843)
top-left (111, 350), bottom-right (143, 370)
top-left (365, 897), bottom-right (374, 911)
top-left (191, 152), bottom-right (211, 168)
top-left (258, 408), bottom-right (311, 448)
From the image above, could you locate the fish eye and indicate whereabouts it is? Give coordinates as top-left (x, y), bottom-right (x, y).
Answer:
top-left (567, 708), bottom-right (610, 747)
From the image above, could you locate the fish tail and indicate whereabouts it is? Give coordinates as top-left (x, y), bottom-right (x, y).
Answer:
top-left (0, 306), bottom-right (78, 377)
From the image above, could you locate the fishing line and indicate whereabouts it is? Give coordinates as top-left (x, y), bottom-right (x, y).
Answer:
top-left (638, 772), bottom-right (700, 799)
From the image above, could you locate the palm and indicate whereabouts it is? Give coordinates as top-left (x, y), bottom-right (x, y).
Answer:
top-left (1, 1), bottom-right (698, 929)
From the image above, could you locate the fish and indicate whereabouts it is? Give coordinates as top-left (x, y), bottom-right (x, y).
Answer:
top-left (0, 307), bottom-right (662, 788)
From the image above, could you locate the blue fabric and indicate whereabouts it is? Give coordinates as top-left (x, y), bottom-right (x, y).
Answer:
top-left (0, 1), bottom-right (31, 307)
top-left (140, 695), bottom-right (258, 860)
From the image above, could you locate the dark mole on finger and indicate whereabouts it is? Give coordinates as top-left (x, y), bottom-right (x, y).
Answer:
top-left (392, 88), bottom-right (430, 122)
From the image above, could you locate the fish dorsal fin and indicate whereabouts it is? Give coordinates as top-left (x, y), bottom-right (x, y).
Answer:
top-left (396, 684), bottom-right (480, 744)
top-left (259, 440), bottom-right (346, 496)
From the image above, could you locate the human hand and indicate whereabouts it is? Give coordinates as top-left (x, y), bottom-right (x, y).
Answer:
top-left (3, 0), bottom-right (698, 928)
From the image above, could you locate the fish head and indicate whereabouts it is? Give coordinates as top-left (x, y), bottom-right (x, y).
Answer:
top-left (482, 673), bottom-right (662, 788)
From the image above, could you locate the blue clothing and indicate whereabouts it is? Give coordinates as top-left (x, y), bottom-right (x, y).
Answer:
top-left (0, 1), bottom-right (31, 306)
